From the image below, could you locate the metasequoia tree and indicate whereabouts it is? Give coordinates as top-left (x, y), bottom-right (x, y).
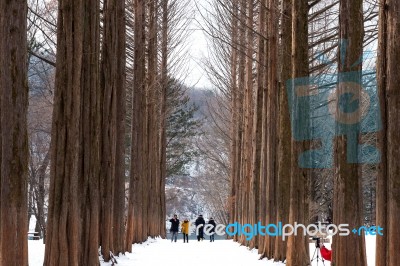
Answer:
top-left (126, 0), bottom-right (191, 249)
top-left (201, 0), bottom-right (382, 264)
top-left (235, 0), bottom-right (251, 246)
top-left (229, 0), bottom-right (240, 231)
top-left (126, 0), bottom-right (163, 246)
top-left (126, 0), bottom-right (146, 249)
top-left (239, 0), bottom-right (254, 246)
top-left (6, 0), bottom-right (387, 264)
top-left (307, 0), bottom-right (380, 226)
top-left (273, 0), bottom-right (292, 261)
top-left (158, 0), bottom-right (168, 240)
top-left (376, 0), bottom-right (400, 265)
top-left (263, 0), bottom-right (279, 257)
top-left (198, 0), bottom-right (243, 232)
top-left (332, 0), bottom-right (367, 264)
top-left (285, 0), bottom-right (310, 264)
top-left (0, 0), bottom-right (29, 265)
top-left (253, 0), bottom-right (266, 253)
top-left (24, 0), bottom-right (126, 262)
top-left (100, 0), bottom-right (126, 260)
top-left (203, 0), bottom-right (291, 260)
top-left (44, 0), bottom-right (102, 264)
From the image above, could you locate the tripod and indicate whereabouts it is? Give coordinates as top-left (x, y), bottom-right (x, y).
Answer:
top-left (310, 239), bottom-right (325, 266)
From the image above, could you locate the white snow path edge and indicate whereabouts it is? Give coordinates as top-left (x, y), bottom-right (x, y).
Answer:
top-left (28, 236), bottom-right (376, 266)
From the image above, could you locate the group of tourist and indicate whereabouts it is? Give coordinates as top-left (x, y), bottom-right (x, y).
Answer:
top-left (169, 214), bottom-right (216, 243)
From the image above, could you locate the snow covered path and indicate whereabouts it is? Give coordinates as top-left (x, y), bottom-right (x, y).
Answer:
top-left (29, 238), bottom-right (282, 266)
top-left (100, 238), bottom-right (284, 266)
top-left (29, 236), bottom-right (376, 266)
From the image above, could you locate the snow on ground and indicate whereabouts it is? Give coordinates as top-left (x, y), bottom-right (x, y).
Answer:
top-left (99, 238), bottom-right (284, 266)
top-left (29, 236), bottom-right (376, 266)
top-left (29, 241), bottom-right (45, 266)
top-left (366, 235), bottom-right (376, 266)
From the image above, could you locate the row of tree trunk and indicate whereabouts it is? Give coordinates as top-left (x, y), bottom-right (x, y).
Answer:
top-left (226, 0), bottom-right (399, 265)
top-left (1, 0), bottom-right (400, 265)
top-left (0, 0), bottom-right (169, 265)
top-left (228, 0), bottom-right (310, 264)
top-left (125, 0), bottom-right (168, 250)
top-left (42, 0), bottom-right (127, 264)
top-left (42, 0), bottom-right (171, 264)
top-left (1, 0), bottom-right (171, 265)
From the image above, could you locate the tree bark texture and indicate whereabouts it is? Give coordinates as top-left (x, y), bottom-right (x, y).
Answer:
top-left (0, 0), bottom-right (29, 264)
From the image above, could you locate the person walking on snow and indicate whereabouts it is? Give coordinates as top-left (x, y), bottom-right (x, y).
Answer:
top-left (208, 217), bottom-right (216, 242)
top-left (195, 214), bottom-right (206, 241)
top-left (169, 214), bottom-right (180, 242)
top-left (181, 219), bottom-right (190, 243)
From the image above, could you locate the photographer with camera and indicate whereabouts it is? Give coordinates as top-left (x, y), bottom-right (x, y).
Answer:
top-left (311, 236), bottom-right (332, 265)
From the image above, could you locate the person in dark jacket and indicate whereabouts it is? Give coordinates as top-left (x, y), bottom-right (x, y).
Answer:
top-left (195, 214), bottom-right (206, 241)
top-left (208, 217), bottom-right (216, 242)
top-left (169, 214), bottom-right (180, 242)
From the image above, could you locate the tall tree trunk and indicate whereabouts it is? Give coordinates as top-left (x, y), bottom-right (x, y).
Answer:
top-left (376, 3), bottom-right (388, 264)
top-left (264, 0), bottom-right (279, 258)
top-left (113, 0), bottom-right (127, 254)
top-left (147, 0), bottom-right (158, 237)
top-left (0, 0), bottom-right (29, 264)
top-left (235, 0), bottom-right (245, 243)
top-left (100, 5), bottom-right (116, 255)
top-left (229, 0), bottom-right (239, 229)
top-left (230, 0), bottom-right (244, 243)
top-left (332, 0), bottom-right (367, 265)
top-left (286, 0), bottom-right (310, 264)
top-left (79, 1), bottom-right (101, 264)
top-left (126, 0), bottom-right (146, 250)
top-left (253, 0), bottom-right (266, 253)
top-left (237, 0), bottom-right (252, 245)
top-left (159, 0), bottom-right (168, 239)
top-left (44, 0), bottom-right (101, 264)
top-left (140, 16), bottom-right (150, 239)
top-left (44, 1), bottom-right (84, 263)
top-left (274, 0), bottom-right (292, 261)
top-left (243, 0), bottom-right (254, 249)
top-left (101, 0), bottom-right (127, 259)
top-left (376, 0), bottom-right (400, 265)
